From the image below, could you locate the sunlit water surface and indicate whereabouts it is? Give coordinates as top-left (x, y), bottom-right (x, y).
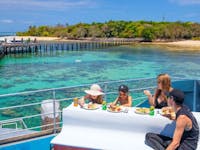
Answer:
top-left (0, 45), bottom-right (200, 95)
top-left (1, 45), bottom-right (200, 124)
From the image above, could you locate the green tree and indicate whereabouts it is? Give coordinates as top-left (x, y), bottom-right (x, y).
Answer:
top-left (141, 27), bottom-right (155, 41)
top-left (17, 20), bottom-right (200, 41)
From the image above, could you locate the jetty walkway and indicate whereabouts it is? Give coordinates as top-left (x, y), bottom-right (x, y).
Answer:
top-left (0, 38), bottom-right (142, 57)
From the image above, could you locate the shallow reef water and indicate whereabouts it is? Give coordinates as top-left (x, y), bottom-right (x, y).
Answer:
top-left (0, 45), bottom-right (200, 125)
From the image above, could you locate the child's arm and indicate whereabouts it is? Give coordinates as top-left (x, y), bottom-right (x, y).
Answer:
top-left (122, 96), bottom-right (132, 107)
top-left (110, 97), bottom-right (119, 107)
top-left (78, 94), bottom-right (91, 107)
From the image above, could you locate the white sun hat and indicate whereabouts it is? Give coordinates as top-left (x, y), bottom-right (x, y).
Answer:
top-left (84, 84), bottom-right (104, 96)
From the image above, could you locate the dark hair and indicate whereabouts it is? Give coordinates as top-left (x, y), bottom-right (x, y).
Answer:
top-left (169, 89), bottom-right (184, 105)
top-left (118, 85), bottom-right (129, 93)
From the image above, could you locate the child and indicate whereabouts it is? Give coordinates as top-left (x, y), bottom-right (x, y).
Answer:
top-left (110, 84), bottom-right (132, 107)
top-left (79, 84), bottom-right (104, 107)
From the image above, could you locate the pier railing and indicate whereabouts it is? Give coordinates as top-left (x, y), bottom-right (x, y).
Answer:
top-left (1, 38), bottom-right (140, 55)
top-left (0, 77), bottom-right (184, 144)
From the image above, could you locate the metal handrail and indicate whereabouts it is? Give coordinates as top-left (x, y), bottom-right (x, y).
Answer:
top-left (0, 77), bottom-right (157, 98)
top-left (0, 118), bottom-right (27, 129)
top-left (0, 99), bottom-right (64, 111)
top-left (0, 77), bottom-right (185, 143)
top-left (0, 111), bottom-right (62, 124)
top-left (1, 122), bottom-right (17, 129)
top-left (0, 76), bottom-right (191, 98)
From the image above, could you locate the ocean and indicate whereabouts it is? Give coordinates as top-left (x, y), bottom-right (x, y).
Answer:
top-left (0, 44), bottom-right (200, 95)
top-left (0, 44), bottom-right (200, 127)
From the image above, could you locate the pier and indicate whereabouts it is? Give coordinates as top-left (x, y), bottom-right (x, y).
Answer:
top-left (0, 38), bottom-right (142, 57)
top-left (1, 42), bottom-right (39, 55)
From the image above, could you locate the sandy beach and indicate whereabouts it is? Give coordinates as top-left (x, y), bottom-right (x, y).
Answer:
top-left (1, 36), bottom-right (200, 50)
top-left (154, 40), bottom-right (200, 47)
top-left (149, 40), bottom-right (200, 50)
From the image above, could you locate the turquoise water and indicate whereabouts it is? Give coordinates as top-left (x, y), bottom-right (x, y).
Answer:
top-left (0, 44), bottom-right (200, 128)
top-left (0, 45), bottom-right (200, 95)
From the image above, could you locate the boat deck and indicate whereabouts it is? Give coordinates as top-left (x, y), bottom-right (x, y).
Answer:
top-left (0, 128), bottom-right (38, 141)
top-left (51, 105), bottom-right (200, 150)
top-left (0, 78), bottom-right (200, 149)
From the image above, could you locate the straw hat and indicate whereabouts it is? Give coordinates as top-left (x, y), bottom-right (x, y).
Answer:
top-left (84, 84), bottom-right (104, 96)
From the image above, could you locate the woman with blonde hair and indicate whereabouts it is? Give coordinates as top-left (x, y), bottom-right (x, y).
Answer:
top-left (144, 73), bottom-right (173, 108)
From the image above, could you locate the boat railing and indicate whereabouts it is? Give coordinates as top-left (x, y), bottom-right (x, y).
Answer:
top-left (0, 77), bottom-right (187, 144)
top-left (0, 118), bottom-right (27, 129)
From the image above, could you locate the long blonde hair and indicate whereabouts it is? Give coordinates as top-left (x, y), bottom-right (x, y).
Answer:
top-left (157, 73), bottom-right (171, 91)
top-left (155, 74), bottom-right (171, 100)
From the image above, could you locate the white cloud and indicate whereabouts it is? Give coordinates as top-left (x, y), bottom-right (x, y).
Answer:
top-left (169, 0), bottom-right (200, 5)
top-left (0, 19), bottom-right (14, 23)
top-left (0, 0), bottom-right (97, 10)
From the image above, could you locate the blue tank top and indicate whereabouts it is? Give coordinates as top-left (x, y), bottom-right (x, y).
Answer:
top-left (176, 105), bottom-right (199, 150)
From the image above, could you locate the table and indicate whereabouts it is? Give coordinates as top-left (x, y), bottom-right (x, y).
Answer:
top-left (51, 104), bottom-right (200, 150)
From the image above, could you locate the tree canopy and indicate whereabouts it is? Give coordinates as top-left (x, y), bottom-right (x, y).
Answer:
top-left (17, 21), bottom-right (200, 41)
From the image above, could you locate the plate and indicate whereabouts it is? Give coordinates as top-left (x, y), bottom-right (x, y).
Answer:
top-left (134, 107), bottom-right (150, 115)
top-left (82, 104), bottom-right (100, 110)
top-left (107, 107), bottom-right (122, 113)
top-left (159, 109), bottom-right (165, 116)
top-left (160, 107), bottom-right (175, 115)
top-left (159, 108), bottom-right (176, 118)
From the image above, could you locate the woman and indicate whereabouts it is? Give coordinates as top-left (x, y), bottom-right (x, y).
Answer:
top-left (144, 73), bottom-right (173, 109)
top-left (110, 84), bottom-right (132, 107)
top-left (79, 84), bottom-right (104, 107)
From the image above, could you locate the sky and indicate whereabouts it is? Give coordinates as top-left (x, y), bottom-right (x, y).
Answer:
top-left (0, 0), bottom-right (200, 32)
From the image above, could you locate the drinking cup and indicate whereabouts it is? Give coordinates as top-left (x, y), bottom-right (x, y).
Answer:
top-left (73, 98), bottom-right (79, 107)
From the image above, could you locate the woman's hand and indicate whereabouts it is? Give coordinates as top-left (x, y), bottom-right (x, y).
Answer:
top-left (144, 90), bottom-right (151, 96)
top-left (110, 103), bottom-right (116, 109)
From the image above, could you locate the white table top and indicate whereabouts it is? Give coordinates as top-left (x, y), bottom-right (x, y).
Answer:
top-left (51, 104), bottom-right (200, 150)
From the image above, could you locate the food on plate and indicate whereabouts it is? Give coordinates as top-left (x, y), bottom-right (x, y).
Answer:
top-left (135, 107), bottom-right (150, 114)
top-left (170, 112), bottom-right (176, 120)
top-left (87, 103), bottom-right (98, 109)
top-left (108, 105), bottom-right (122, 112)
top-left (82, 103), bottom-right (99, 110)
top-left (161, 107), bottom-right (173, 115)
top-left (161, 107), bottom-right (176, 119)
